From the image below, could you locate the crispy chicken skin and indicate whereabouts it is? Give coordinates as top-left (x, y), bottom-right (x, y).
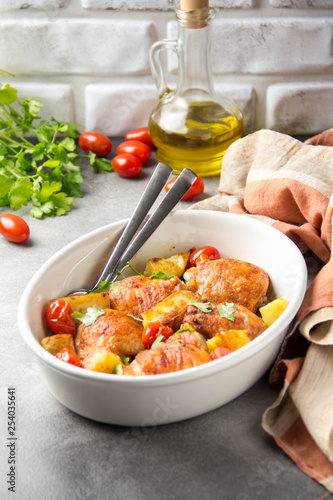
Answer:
top-left (167, 330), bottom-right (208, 350)
top-left (108, 275), bottom-right (183, 318)
top-left (123, 338), bottom-right (211, 376)
top-left (183, 302), bottom-right (267, 340)
top-left (184, 258), bottom-right (269, 312)
top-left (75, 308), bottom-right (145, 361)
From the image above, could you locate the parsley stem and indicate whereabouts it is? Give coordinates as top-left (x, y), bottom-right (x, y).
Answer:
top-left (0, 107), bottom-right (34, 147)
top-left (0, 131), bottom-right (32, 149)
top-left (0, 161), bottom-right (23, 179)
top-left (51, 128), bottom-right (58, 145)
top-left (117, 262), bottom-right (143, 277)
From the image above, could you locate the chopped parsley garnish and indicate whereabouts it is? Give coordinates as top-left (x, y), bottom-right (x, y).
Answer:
top-left (113, 363), bottom-right (123, 375)
top-left (89, 280), bottom-right (119, 293)
top-left (188, 301), bottom-right (214, 313)
top-left (151, 334), bottom-right (165, 349)
top-left (217, 303), bottom-right (236, 321)
top-left (71, 306), bottom-right (104, 326)
top-left (174, 326), bottom-right (196, 334)
top-left (149, 271), bottom-right (175, 280)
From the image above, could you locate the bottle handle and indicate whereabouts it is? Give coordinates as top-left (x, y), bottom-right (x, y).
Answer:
top-left (149, 39), bottom-right (178, 97)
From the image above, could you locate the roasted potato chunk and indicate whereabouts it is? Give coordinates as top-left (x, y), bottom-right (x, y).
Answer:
top-left (142, 290), bottom-right (198, 329)
top-left (259, 297), bottom-right (288, 326)
top-left (59, 292), bottom-right (110, 314)
top-left (41, 334), bottom-right (75, 355)
top-left (207, 330), bottom-right (250, 352)
top-left (144, 252), bottom-right (190, 278)
top-left (82, 348), bottom-right (123, 373)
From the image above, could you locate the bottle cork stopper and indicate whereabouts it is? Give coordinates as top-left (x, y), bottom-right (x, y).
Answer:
top-left (180, 0), bottom-right (209, 10)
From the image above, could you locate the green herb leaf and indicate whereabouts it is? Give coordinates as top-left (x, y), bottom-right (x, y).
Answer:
top-left (89, 280), bottom-right (118, 294)
top-left (126, 314), bottom-right (156, 324)
top-left (8, 178), bottom-right (33, 210)
top-left (151, 334), bottom-right (165, 349)
top-left (174, 326), bottom-right (196, 334)
top-left (89, 152), bottom-right (113, 173)
top-left (0, 84), bottom-right (17, 106)
top-left (217, 303), bottom-right (236, 321)
top-left (113, 363), bottom-right (123, 375)
top-left (123, 356), bottom-right (130, 366)
top-left (71, 306), bottom-right (104, 326)
top-left (149, 271), bottom-right (175, 280)
top-left (0, 173), bottom-right (14, 197)
top-left (188, 301), bottom-right (214, 313)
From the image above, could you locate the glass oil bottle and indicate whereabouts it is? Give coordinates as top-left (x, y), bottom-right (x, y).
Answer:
top-left (148, 0), bottom-right (243, 177)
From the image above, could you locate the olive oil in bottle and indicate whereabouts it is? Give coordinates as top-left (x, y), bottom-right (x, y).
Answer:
top-left (148, 0), bottom-right (243, 177)
top-left (149, 99), bottom-right (243, 177)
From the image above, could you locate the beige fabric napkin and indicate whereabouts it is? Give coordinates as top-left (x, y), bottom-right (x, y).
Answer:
top-left (191, 129), bottom-right (333, 492)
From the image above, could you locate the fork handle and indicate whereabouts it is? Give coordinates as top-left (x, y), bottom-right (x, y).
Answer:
top-left (93, 162), bottom-right (172, 288)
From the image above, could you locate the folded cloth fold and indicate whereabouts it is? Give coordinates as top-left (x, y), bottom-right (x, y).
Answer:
top-left (191, 129), bottom-right (333, 492)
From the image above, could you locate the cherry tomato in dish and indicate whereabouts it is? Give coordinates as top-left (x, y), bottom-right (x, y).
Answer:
top-left (0, 213), bottom-right (30, 243)
top-left (165, 176), bottom-right (204, 201)
top-left (46, 299), bottom-right (76, 336)
top-left (210, 347), bottom-right (232, 360)
top-left (125, 126), bottom-right (155, 149)
top-left (79, 131), bottom-right (112, 157)
top-left (142, 321), bottom-right (174, 349)
top-left (187, 245), bottom-right (220, 269)
top-left (55, 348), bottom-right (82, 367)
top-left (112, 154), bottom-right (143, 178)
top-left (117, 140), bottom-right (151, 164)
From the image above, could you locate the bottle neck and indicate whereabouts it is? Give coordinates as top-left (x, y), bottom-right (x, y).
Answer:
top-left (177, 22), bottom-right (213, 95)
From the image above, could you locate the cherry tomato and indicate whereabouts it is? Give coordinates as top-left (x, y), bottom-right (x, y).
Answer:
top-left (117, 140), bottom-right (151, 164)
top-left (0, 213), bottom-right (30, 243)
top-left (142, 321), bottom-right (174, 349)
top-left (210, 347), bottom-right (232, 360)
top-left (125, 127), bottom-right (155, 149)
top-left (55, 348), bottom-right (82, 367)
top-left (46, 299), bottom-right (76, 336)
top-left (112, 154), bottom-right (143, 178)
top-left (187, 245), bottom-right (220, 269)
top-left (79, 131), bottom-right (112, 157)
top-left (165, 176), bottom-right (204, 201)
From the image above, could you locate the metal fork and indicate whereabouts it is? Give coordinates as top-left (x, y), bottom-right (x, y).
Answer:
top-left (66, 163), bottom-right (197, 296)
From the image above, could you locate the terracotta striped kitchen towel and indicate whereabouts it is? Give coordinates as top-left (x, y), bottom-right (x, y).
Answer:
top-left (191, 129), bottom-right (333, 493)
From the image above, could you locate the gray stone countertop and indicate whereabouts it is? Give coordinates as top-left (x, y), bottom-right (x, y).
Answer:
top-left (0, 139), bottom-right (330, 500)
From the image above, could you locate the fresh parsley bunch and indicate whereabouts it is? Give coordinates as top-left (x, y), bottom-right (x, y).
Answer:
top-left (0, 70), bottom-right (113, 219)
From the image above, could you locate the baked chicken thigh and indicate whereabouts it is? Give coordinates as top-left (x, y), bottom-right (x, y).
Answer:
top-left (75, 308), bottom-right (145, 361)
top-left (184, 258), bottom-right (269, 312)
top-left (124, 330), bottom-right (211, 376)
top-left (183, 302), bottom-right (267, 340)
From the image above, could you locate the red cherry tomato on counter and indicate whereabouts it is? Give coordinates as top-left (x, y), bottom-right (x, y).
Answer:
top-left (112, 154), bottom-right (143, 178)
top-left (55, 348), bottom-right (82, 367)
top-left (125, 127), bottom-right (155, 149)
top-left (165, 176), bottom-right (204, 201)
top-left (79, 131), bottom-right (112, 157)
top-left (142, 321), bottom-right (174, 349)
top-left (187, 245), bottom-right (220, 269)
top-left (117, 140), bottom-right (151, 164)
top-left (210, 347), bottom-right (232, 360)
top-left (0, 213), bottom-right (30, 243)
top-left (46, 299), bottom-right (76, 336)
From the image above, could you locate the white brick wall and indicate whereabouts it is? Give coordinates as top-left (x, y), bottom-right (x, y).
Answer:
top-left (0, 0), bottom-right (332, 136)
top-left (266, 83), bottom-right (333, 135)
top-left (0, 0), bottom-right (70, 10)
